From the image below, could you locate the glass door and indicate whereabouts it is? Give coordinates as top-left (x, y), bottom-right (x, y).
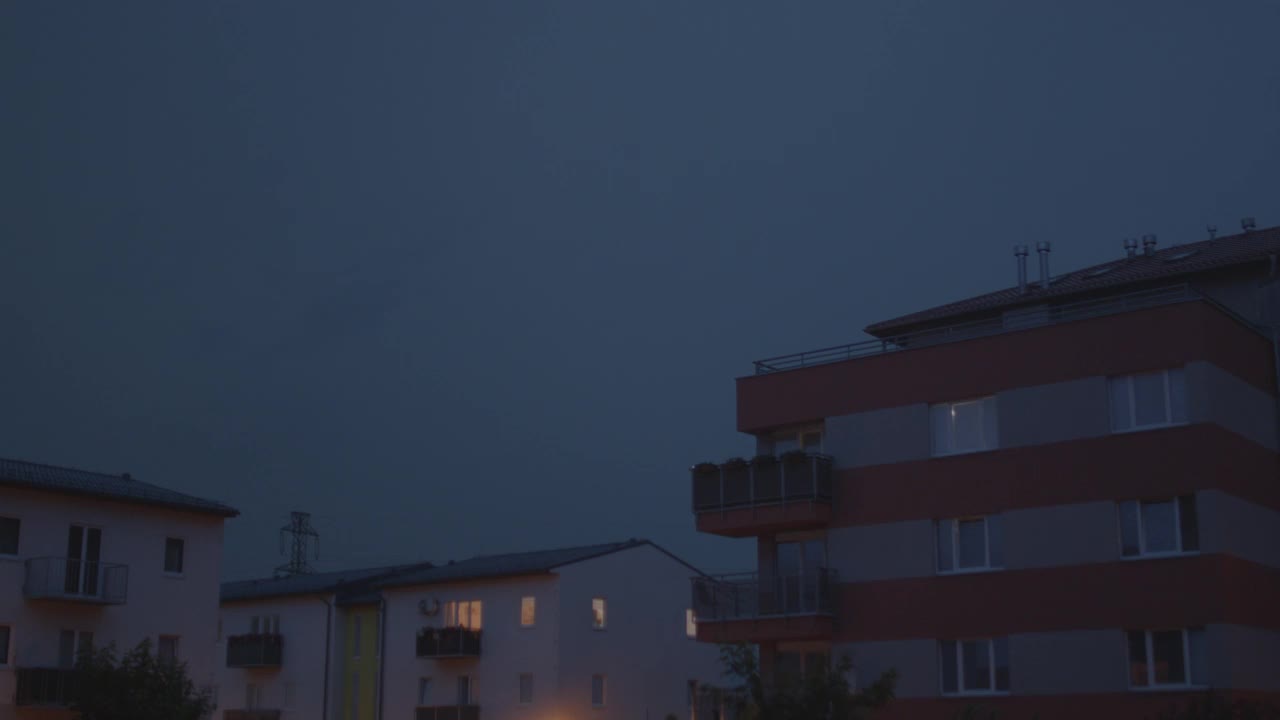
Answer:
top-left (63, 525), bottom-right (101, 596)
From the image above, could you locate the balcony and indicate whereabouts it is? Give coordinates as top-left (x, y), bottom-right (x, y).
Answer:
top-left (692, 452), bottom-right (833, 536)
top-left (415, 706), bottom-right (480, 720)
top-left (223, 711), bottom-right (282, 720)
top-left (692, 570), bottom-right (838, 644)
top-left (416, 627), bottom-right (482, 658)
top-left (226, 634), bottom-right (284, 668)
top-left (15, 667), bottom-right (79, 707)
top-left (23, 557), bottom-right (128, 605)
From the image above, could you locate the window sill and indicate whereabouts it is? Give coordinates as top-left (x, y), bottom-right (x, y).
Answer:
top-left (1120, 551), bottom-right (1199, 562)
top-left (931, 447), bottom-right (1000, 459)
top-left (942, 691), bottom-right (1010, 697)
top-left (163, 572), bottom-right (186, 579)
top-left (937, 567), bottom-right (1004, 577)
top-left (1129, 684), bottom-right (1209, 693)
top-left (1111, 421), bottom-right (1189, 435)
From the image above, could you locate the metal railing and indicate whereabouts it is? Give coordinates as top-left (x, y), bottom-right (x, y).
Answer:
top-left (226, 634), bottom-right (284, 668)
top-left (23, 557), bottom-right (129, 604)
top-left (223, 711), bottom-right (282, 720)
top-left (15, 667), bottom-right (79, 707)
top-left (692, 570), bottom-right (838, 622)
top-left (753, 284), bottom-right (1202, 374)
top-left (416, 627), bottom-right (482, 658)
top-left (415, 706), bottom-right (480, 720)
top-left (692, 453), bottom-right (833, 513)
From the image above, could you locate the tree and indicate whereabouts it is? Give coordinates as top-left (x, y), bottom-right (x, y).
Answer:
top-left (720, 643), bottom-right (897, 720)
top-left (73, 639), bottom-right (213, 720)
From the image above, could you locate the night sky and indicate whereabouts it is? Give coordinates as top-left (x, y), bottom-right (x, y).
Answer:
top-left (3, 3), bottom-right (1279, 580)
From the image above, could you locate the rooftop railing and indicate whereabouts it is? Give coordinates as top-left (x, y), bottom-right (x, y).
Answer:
top-left (752, 284), bottom-right (1204, 375)
top-left (692, 452), bottom-right (832, 513)
top-left (692, 570), bottom-right (838, 622)
top-left (23, 557), bottom-right (128, 605)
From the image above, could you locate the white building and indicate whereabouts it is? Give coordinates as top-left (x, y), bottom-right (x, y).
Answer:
top-left (379, 540), bottom-right (727, 720)
top-left (0, 456), bottom-right (238, 720)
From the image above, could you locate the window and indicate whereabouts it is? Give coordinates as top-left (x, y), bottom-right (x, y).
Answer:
top-left (592, 598), bottom-right (607, 629)
top-left (1110, 369), bottom-right (1187, 432)
top-left (58, 630), bottom-right (93, 668)
top-left (937, 516), bottom-right (1004, 573)
top-left (686, 608), bottom-right (697, 639)
top-left (519, 673), bottom-right (534, 704)
top-left (521, 596), bottom-right (536, 627)
top-left (417, 677), bottom-right (432, 706)
top-left (164, 538), bottom-right (185, 574)
top-left (591, 674), bottom-right (607, 706)
top-left (217, 618), bottom-right (223, 643)
top-left (158, 635), bottom-right (179, 662)
top-left (444, 600), bottom-right (483, 630)
top-left (457, 676), bottom-right (473, 705)
top-left (1128, 629), bottom-right (1207, 688)
top-left (251, 615), bottom-right (280, 635)
top-left (1119, 496), bottom-right (1198, 557)
top-left (283, 682), bottom-right (296, 708)
top-left (246, 683), bottom-right (262, 710)
top-left (774, 426), bottom-right (823, 454)
top-left (931, 397), bottom-right (998, 455)
top-left (0, 625), bottom-right (10, 667)
top-left (353, 616), bottom-right (363, 658)
top-left (940, 638), bottom-right (1009, 695)
top-left (0, 516), bottom-right (19, 555)
top-left (776, 651), bottom-right (830, 684)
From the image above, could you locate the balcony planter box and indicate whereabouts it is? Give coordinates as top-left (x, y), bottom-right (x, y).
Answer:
top-left (721, 458), bottom-right (750, 507)
top-left (751, 455), bottom-right (781, 503)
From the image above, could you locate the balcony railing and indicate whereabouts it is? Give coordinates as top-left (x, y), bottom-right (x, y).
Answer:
top-left (223, 711), bottom-right (282, 720)
top-left (226, 634), bottom-right (284, 668)
top-left (692, 453), bottom-right (832, 513)
top-left (23, 557), bottom-right (128, 604)
top-left (415, 705), bottom-right (480, 720)
top-left (15, 667), bottom-right (79, 707)
top-left (416, 627), bottom-right (482, 658)
top-left (752, 284), bottom-right (1205, 374)
top-left (692, 570), bottom-right (838, 622)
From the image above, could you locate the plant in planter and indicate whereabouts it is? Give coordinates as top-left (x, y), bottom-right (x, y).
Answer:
top-left (693, 462), bottom-right (720, 474)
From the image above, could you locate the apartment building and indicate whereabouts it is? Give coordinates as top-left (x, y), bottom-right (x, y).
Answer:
top-left (379, 540), bottom-right (725, 720)
top-left (0, 456), bottom-right (238, 720)
top-left (690, 226), bottom-right (1280, 719)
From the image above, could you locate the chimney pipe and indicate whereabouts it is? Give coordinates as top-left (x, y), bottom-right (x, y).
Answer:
top-left (1142, 234), bottom-right (1158, 256)
top-left (1014, 245), bottom-right (1029, 294)
top-left (1242, 217), bottom-right (1257, 232)
top-left (1036, 241), bottom-right (1051, 288)
top-left (1124, 238), bottom-right (1139, 258)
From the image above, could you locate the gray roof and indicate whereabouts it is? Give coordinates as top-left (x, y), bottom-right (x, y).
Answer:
top-left (0, 456), bottom-right (238, 518)
top-left (222, 562), bottom-right (434, 603)
top-left (378, 538), bottom-right (701, 589)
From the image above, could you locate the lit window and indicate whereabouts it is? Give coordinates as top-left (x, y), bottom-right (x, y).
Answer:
top-left (444, 600), bottom-right (483, 630)
top-left (521, 596), bottom-right (536, 627)
top-left (0, 517), bottom-right (19, 555)
top-left (940, 638), bottom-right (1009, 695)
top-left (936, 516), bottom-right (1003, 573)
top-left (164, 538), bottom-right (185, 574)
top-left (931, 397), bottom-right (998, 456)
top-left (158, 635), bottom-right (179, 663)
top-left (1110, 369), bottom-right (1187, 432)
top-left (1119, 496), bottom-right (1198, 557)
top-left (519, 673), bottom-right (534, 704)
top-left (591, 674), bottom-right (606, 706)
top-left (592, 598), bottom-right (607, 630)
top-left (1129, 629), bottom-right (1207, 688)
top-left (686, 609), bottom-right (697, 639)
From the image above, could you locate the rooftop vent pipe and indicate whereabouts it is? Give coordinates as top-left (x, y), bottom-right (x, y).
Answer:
top-left (1014, 245), bottom-right (1029, 294)
top-left (1036, 241), bottom-right (1051, 288)
top-left (1124, 238), bottom-right (1138, 258)
top-left (1207, 225), bottom-right (1218, 241)
top-left (1243, 217), bottom-right (1257, 232)
top-left (1142, 234), bottom-right (1158, 256)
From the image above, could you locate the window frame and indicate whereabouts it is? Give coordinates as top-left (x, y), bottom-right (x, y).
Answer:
top-left (444, 600), bottom-right (483, 630)
top-left (592, 597), bottom-right (607, 630)
top-left (939, 638), bottom-right (1010, 696)
top-left (417, 677), bottom-right (433, 706)
top-left (931, 397), bottom-right (998, 457)
top-left (518, 672), bottom-right (534, 704)
top-left (158, 635), bottom-right (180, 663)
top-left (0, 515), bottom-right (20, 557)
top-left (772, 425), bottom-right (824, 455)
top-left (163, 537), bottom-right (185, 576)
top-left (686, 608), bottom-right (698, 639)
top-left (1109, 369), bottom-right (1188, 433)
top-left (1118, 496), bottom-right (1198, 559)
top-left (591, 674), bottom-right (607, 707)
top-left (1127, 628), bottom-right (1207, 690)
top-left (936, 515), bottom-right (1003, 574)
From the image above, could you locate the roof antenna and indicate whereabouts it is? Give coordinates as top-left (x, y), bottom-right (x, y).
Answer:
top-left (275, 511), bottom-right (320, 578)
top-left (1242, 217), bottom-right (1257, 233)
top-left (1207, 225), bottom-right (1217, 241)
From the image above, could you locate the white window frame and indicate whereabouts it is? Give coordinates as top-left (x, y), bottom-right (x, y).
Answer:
top-left (931, 397), bottom-right (998, 456)
top-left (0, 515), bottom-right (21, 557)
top-left (444, 600), bottom-right (483, 630)
top-left (518, 672), bottom-right (534, 704)
top-left (939, 638), bottom-right (1009, 696)
top-left (246, 682), bottom-right (262, 710)
top-left (1110, 369), bottom-right (1187, 433)
top-left (163, 536), bottom-right (185, 576)
top-left (592, 597), bottom-right (607, 630)
top-left (1128, 629), bottom-right (1207, 690)
top-left (591, 674), bottom-right (607, 707)
top-left (686, 608), bottom-right (697, 639)
top-left (936, 516), bottom-right (1002, 574)
top-left (772, 425), bottom-right (824, 455)
top-left (417, 677), bottom-right (432, 706)
top-left (520, 596), bottom-right (536, 628)
top-left (1118, 497), bottom-right (1197, 559)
